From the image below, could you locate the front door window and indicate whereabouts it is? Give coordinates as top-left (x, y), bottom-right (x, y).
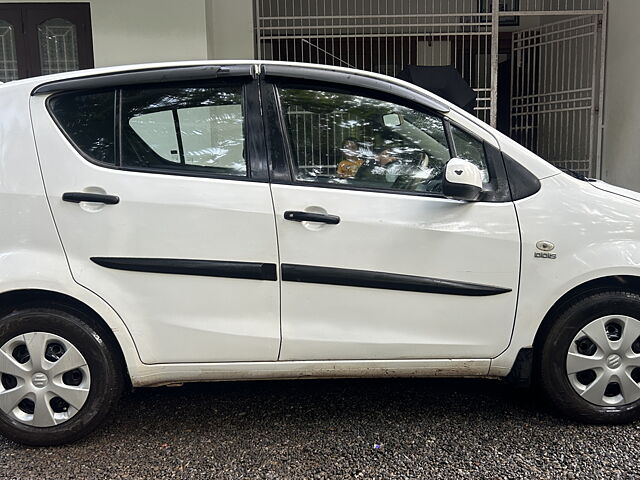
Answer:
top-left (277, 85), bottom-right (491, 195)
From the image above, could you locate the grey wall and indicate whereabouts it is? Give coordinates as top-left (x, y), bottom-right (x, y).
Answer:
top-left (601, 0), bottom-right (640, 190)
top-left (206, 0), bottom-right (254, 59)
top-left (8, 0), bottom-right (209, 67)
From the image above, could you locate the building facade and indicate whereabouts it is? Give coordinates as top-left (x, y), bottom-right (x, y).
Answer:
top-left (0, 0), bottom-right (638, 190)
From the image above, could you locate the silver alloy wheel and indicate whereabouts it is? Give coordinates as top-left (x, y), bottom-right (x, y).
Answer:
top-left (567, 315), bottom-right (640, 406)
top-left (0, 332), bottom-right (90, 427)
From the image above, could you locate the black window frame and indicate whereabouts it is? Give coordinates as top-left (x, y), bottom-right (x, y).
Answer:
top-left (45, 76), bottom-right (269, 183)
top-left (263, 76), bottom-right (511, 202)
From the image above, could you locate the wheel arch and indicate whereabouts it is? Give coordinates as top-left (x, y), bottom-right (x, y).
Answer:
top-left (501, 275), bottom-right (640, 385)
top-left (0, 288), bottom-right (131, 387)
top-left (533, 275), bottom-right (640, 352)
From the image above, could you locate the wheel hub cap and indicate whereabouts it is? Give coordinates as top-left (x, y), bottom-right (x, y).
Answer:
top-left (566, 315), bottom-right (640, 406)
top-left (0, 332), bottom-right (91, 427)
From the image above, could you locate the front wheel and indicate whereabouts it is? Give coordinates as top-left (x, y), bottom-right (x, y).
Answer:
top-left (538, 290), bottom-right (640, 423)
top-left (0, 307), bottom-right (124, 445)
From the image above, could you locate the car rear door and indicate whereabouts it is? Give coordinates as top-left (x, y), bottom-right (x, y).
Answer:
top-left (262, 70), bottom-right (520, 361)
top-left (30, 66), bottom-right (281, 364)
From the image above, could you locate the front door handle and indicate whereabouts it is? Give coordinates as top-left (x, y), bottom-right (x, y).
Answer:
top-left (284, 211), bottom-right (340, 225)
top-left (62, 192), bottom-right (120, 205)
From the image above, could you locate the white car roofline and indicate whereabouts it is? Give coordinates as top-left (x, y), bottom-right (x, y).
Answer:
top-left (22, 60), bottom-right (455, 109)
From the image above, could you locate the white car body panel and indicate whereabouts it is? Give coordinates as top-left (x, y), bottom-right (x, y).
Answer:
top-left (490, 174), bottom-right (640, 374)
top-left (29, 96), bottom-right (281, 364)
top-left (0, 80), bottom-right (141, 371)
top-left (0, 61), bottom-right (638, 386)
top-left (272, 184), bottom-right (520, 360)
top-left (590, 179), bottom-right (640, 202)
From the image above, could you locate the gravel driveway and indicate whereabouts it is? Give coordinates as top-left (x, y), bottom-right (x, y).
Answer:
top-left (0, 378), bottom-right (638, 479)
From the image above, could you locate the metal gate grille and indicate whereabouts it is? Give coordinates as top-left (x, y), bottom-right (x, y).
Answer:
top-left (254, 0), bottom-right (607, 177)
top-left (287, 108), bottom-right (369, 174)
top-left (510, 15), bottom-right (603, 176)
top-left (254, 0), bottom-right (494, 125)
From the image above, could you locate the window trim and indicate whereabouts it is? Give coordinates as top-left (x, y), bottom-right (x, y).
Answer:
top-left (170, 109), bottom-right (185, 165)
top-left (33, 65), bottom-right (252, 96)
top-left (45, 76), bottom-right (269, 183)
top-left (262, 64), bottom-right (449, 114)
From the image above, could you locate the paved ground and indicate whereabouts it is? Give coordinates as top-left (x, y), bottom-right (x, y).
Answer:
top-left (0, 378), bottom-right (638, 479)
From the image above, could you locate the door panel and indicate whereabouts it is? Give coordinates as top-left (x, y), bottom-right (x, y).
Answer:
top-left (273, 185), bottom-right (519, 360)
top-left (269, 81), bottom-right (520, 360)
top-left (31, 77), bottom-right (280, 364)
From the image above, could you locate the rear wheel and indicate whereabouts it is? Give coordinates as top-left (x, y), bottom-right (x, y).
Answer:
top-left (0, 307), bottom-right (123, 445)
top-left (538, 290), bottom-right (640, 423)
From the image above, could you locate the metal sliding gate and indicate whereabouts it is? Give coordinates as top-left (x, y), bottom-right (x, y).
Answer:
top-left (511, 15), bottom-right (606, 177)
top-left (254, 0), bottom-right (494, 125)
top-left (254, 0), bottom-right (607, 177)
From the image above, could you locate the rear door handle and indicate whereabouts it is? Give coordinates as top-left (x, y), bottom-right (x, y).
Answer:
top-left (62, 192), bottom-right (120, 205)
top-left (284, 211), bottom-right (340, 225)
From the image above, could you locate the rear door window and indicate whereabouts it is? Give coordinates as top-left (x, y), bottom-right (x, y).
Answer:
top-left (48, 82), bottom-right (248, 178)
top-left (48, 90), bottom-right (116, 166)
top-left (121, 84), bottom-right (247, 176)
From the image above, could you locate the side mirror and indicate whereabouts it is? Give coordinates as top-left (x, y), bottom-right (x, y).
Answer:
top-left (442, 158), bottom-right (483, 202)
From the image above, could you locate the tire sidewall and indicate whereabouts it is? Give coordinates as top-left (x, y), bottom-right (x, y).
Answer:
top-left (540, 291), bottom-right (640, 422)
top-left (0, 308), bottom-right (121, 445)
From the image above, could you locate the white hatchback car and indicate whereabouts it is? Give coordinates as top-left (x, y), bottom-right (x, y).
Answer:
top-left (1, 61), bottom-right (640, 446)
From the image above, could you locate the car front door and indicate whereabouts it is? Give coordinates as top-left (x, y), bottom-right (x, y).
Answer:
top-left (264, 78), bottom-right (520, 361)
top-left (30, 68), bottom-right (281, 364)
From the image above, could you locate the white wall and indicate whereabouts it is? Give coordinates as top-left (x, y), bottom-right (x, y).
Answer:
top-left (206, 0), bottom-right (254, 59)
top-left (601, 0), bottom-right (640, 189)
top-left (12, 0), bottom-right (210, 67)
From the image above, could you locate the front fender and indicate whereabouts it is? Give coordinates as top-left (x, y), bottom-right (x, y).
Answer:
top-left (491, 174), bottom-right (640, 375)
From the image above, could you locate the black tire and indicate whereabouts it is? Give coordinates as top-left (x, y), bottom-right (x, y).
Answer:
top-left (538, 290), bottom-right (640, 424)
top-left (0, 307), bottom-right (124, 446)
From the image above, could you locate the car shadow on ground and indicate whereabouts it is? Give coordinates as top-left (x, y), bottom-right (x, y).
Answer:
top-left (119, 376), bottom-right (549, 430)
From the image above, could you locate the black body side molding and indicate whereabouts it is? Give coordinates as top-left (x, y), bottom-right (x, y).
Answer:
top-left (91, 257), bottom-right (277, 281)
top-left (281, 264), bottom-right (511, 296)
